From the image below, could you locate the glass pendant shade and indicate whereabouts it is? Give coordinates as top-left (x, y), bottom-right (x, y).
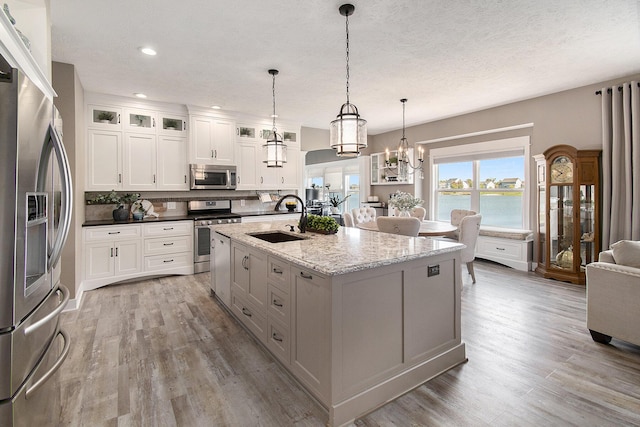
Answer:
top-left (330, 102), bottom-right (367, 157)
top-left (263, 130), bottom-right (287, 167)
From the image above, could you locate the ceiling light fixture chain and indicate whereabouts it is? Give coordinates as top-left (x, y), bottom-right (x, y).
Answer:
top-left (345, 8), bottom-right (350, 105)
top-left (271, 68), bottom-right (278, 132)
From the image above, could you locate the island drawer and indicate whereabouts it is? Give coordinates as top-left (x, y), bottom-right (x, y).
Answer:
top-left (268, 284), bottom-right (290, 326)
top-left (144, 252), bottom-right (192, 272)
top-left (84, 225), bottom-right (141, 241)
top-left (144, 235), bottom-right (191, 255)
top-left (267, 318), bottom-right (290, 364)
top-left (143, 221), bottom-right (192, 237)
top-left (267, 256), bottom-right (291, 293)
top-left (231, 294), bottom-right (267, 343)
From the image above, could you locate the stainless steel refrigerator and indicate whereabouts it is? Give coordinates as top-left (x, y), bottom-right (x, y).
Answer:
top-left (0, 53), bottom-right (72, 426)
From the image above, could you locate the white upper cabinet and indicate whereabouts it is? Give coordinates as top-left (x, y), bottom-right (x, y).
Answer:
top-left (123, 133), bottom-right (157, 191)
top-left (158, 113), bottom-right (188, 136)
top-left (190, 115), bottom-right (235, 165)
top-left (157, 135), bottom-right (189, 190)
top-left (88, 104), bottom-right (122, 130)
top-left (86, 129), bottom-right (123, 191)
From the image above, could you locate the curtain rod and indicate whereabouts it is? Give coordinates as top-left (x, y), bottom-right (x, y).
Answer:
top-left (595, 82), bottom-right (640, 95)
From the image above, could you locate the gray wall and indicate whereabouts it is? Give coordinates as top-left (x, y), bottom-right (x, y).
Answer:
top-left (52, 61), bottom-right (85, 300)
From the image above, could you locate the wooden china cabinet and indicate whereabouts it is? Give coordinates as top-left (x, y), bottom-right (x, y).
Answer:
top-left (533, 145), bottom-right (601, 285)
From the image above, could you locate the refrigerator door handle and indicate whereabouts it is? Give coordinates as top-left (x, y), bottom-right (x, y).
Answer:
top-left (24, 284), bottom-right (69, 336)
top-left (37, 123), bottom-right (73, 270)
top-left (25, 329), bottom-right (70, 399)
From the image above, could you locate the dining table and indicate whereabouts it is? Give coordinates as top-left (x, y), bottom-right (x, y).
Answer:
top-left (356, 219), bottom-right (457, 237)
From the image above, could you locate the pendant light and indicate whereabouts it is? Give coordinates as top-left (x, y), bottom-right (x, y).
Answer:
top-left (385, 99), bottom-right (424, 181)
top-left (263, 69), bottom-right (287, 167)
top-left (329, 3), bottom-right (367, 157)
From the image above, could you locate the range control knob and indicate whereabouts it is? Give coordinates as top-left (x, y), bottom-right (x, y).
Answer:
top-left (207, 220), bottom-right (213, 225)
top-left (217, 219), bottom-right (223, 224)
top-left (226, 219), bottom-right (232, 223)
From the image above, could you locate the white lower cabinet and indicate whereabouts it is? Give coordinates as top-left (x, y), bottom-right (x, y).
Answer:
top-left (82, 221), bottom-right (193, 291)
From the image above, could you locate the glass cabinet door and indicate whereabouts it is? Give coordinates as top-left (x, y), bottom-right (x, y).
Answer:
top-left (538, 185), bottom-right (546, 265)
top-left (579, 184), bottom-right (596, 267)
top-left (550, 185), bottom-right (574, 270)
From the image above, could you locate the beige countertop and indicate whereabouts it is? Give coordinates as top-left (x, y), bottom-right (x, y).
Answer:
top-left (210, 220), bottom-right (464, 276)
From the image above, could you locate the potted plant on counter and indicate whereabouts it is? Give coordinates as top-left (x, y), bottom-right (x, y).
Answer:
top-left (329, 194), bottom-right (351, 214)
top-left (305, 214), bottom-right (339, 234)
top-left (87, 190), bottom-right (140, 221)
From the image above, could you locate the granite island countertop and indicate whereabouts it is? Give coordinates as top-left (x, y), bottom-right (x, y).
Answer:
top-left (211, 220), bottom-right (464, 276)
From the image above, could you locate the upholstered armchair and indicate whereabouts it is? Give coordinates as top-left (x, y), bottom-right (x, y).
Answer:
top-left (376, 216), bottom-right (421, 237)
top-left (351, 207), bottom-right (377, 225)
top-left (586, 240), bottom-right (640, 346)
top-left (343, 212), bottom-right (354, 227)
top-left (448, 209), bottom-right (477, 240)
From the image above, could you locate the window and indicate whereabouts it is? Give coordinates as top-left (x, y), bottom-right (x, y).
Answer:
top-left (430, 137), bottom-right (530, 229)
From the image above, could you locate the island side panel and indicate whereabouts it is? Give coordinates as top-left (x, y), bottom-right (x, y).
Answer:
top-left (329, 250), bottom-right (466, 427)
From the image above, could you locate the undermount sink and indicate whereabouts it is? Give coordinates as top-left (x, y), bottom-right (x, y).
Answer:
top-left (248, 231), bottom-right (307, 243)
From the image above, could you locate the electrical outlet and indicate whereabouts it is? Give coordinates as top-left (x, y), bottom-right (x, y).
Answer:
top-left (167, 202), bottom-right (176, 210)
top-left (427, 264), bottom-right (440, 277)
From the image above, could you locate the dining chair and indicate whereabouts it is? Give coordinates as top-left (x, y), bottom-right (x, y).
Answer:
top-left (458, 214), bottom-right (482, 283)
top-left (343, 212), bottom-right (354, 227)
top-left (376, 216), bottom-right (421, 237)
top-left (448, 209), bottom-right (477, 240)
top-left (352, 207), bottom-right (377, 225)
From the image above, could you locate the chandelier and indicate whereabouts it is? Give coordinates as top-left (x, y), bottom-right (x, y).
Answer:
top-left (385, 99), bottom-right (424, 181)
top-left (263, 69), bottom-right (286, 167)
top-left (329, 4), bottom-right (367, 157)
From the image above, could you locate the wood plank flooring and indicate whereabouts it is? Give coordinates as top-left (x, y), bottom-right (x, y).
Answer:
top-left (58, 261), bottom-right (640, 426)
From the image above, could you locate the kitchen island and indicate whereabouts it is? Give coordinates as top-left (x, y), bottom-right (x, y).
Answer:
top-left (210, 221), bottom-right (467, 427)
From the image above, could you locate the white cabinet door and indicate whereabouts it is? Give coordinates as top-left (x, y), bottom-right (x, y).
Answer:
top-left (157, 136), bottom-right (189, 190)
top-left (114, 240), bottom-right (142, 275)
top-left (236, 142), bottom-right (259, 190)
top-left (279, 145), bottom-right (300, 189)
top-left (158, 113), bottom-right (188, 136)
top-left (123, 133), bottom-right (157, 190)
top-left (87, 129), bottom-right (122, 190)
top-left (258, 159), bottom-right (279, 189)
top-left (84, 242), bottom-right (115, 280)
top-left (212, 118), bottom-right (235, 164)
top-left (123, 108), bottom-right (157, 134)
top-left (190, 115), bottom-right (235, 165)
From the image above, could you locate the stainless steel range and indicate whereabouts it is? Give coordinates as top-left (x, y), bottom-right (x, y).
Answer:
top-left (188, 200), bottom-right (241, 273)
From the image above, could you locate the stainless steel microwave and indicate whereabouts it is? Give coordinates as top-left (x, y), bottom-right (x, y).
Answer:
top-left (190, 164), bottom-right (237, 190)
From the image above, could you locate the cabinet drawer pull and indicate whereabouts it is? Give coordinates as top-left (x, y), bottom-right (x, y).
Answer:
top-left (108, 231), bottom-right (120, 234)
top-left (273, 299), bottom-right (283, 307)
top-left (272, 268), bottom-right (283, 274)
top-left (163, 259), bottom-right (174, 263)
top-left (300, 272), bottom-right (312, 279)
top-left (115, 247), bottom-right (119, 256)
top-left (242, 255), bottom-right (249, 270)
top-left (496, 247), bottom-right (506, 251)
top-left (163, 227), bottom-right (174, 230)
top-left (272, 332), bottom-right (283, 342)
top-left (163, 242), bottom-right (174, 246)
top-left (241, 307), bottom-right (252, 317)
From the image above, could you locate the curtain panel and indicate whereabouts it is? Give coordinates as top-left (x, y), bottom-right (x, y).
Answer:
top-left (600, 81), bottom-right (640, 248)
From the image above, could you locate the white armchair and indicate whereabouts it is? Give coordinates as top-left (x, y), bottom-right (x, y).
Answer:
top-left (586, 241), bottom-right (640, 346)
top-left (352, 207), bottom-right (377, 225)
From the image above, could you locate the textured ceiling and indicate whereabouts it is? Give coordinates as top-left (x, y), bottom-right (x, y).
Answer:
top-left (51, 0), bottom-right (640, 134)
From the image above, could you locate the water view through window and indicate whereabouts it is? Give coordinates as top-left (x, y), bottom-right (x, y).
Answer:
top-left (436, 156), bottom-right (525, 228)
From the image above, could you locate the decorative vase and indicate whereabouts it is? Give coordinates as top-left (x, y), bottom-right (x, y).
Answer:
top-left (555, 246), bottom-right (573, 269)
top-left (112, 206), bottom-right (129, 221)
top-left (132, 211), bottom-right (144, 221)
top-left (330, 206), bottom-right (339, 214)
top-left (398, 209), bottom-right (411, 217)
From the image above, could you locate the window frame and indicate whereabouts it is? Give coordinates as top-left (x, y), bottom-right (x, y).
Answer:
top-left (429, 136), bottom-right (531, 229)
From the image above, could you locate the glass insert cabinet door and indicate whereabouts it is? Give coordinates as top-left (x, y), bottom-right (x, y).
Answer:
top-left (533, 145), bottom-right (601, 285)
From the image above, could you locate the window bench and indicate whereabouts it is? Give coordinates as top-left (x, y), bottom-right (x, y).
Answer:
top-left (475, 226), bottom-right (533, 271)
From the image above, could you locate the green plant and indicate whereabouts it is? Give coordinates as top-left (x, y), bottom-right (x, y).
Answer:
top-left (131, 200), bottom-right (147, 214)
top-left (97, 111), bottom-right (114, 121)
top-left (87, 190), bottom-right (139, 208)
top-left (164, 118), bottom-right (179, 128)
top-left (388, 156), bottom-right (398, 164)
top-left (329, 194), bottom-right (351, 207)
top-left (305, 214), bottom-right (339, 233)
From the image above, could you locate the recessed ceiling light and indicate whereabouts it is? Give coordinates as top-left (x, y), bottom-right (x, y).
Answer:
top-left (139, 47), bottom-right (157, 56)
top-left (134, 93), bottom-right (147, 98)
top-left (211, 105), bottom-right (221, 110)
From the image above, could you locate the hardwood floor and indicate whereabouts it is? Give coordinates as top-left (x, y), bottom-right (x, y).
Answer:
top-left (58, 261), bottom-right (640, 426)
